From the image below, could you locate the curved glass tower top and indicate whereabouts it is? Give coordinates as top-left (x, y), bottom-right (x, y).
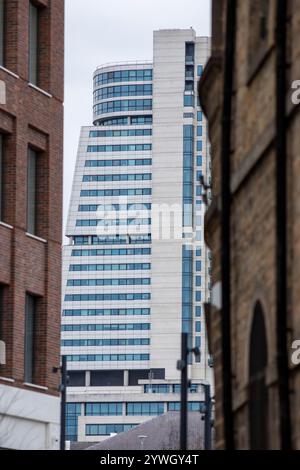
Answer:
top-left (93, 62), bottom-right (153, 126)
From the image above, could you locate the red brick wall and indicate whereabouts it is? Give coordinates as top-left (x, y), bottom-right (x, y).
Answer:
top-left (0, 0), bottom-right (64, 397)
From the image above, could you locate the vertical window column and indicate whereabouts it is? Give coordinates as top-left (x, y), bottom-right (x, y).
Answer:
top-left (0, 0), bottom-right (5, 66)
top-left (27, 148), bottom-right (37, 235)
top-left (0, 134), bottom-right (4, 221)
top-left (24, 294), bottom-right (36, 383)
top-left (182, 124), bottom-right (194, 362)
top-left (29, 2), bottom-right (39, 85)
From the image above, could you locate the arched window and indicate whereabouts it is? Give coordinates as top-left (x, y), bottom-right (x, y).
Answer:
top-left (249, 302), bottom-right (269, 449)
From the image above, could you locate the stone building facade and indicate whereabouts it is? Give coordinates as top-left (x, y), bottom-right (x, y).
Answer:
top-left (199, 0), bottom-right (300, 450)
top-left (0, 0), bottom-right (64, 450)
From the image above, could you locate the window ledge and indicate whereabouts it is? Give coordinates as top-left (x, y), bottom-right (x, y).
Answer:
top-left (28, 82), bottom-right (52, 99)
top-left (0, 376), bottom-right (15, 383)
top-left (26, 232), bottom-right (47, 244)
top-left (0, 221), bottom-right (13, 230)
top-left (0, 65), bottom-right (19, 79)
top-left (23, 382), bottom-right (49, 391)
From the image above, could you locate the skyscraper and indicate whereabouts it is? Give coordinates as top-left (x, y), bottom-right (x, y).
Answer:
top-left (62, 29), bottom-right (212, 444)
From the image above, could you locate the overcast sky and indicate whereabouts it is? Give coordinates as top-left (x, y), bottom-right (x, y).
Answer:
top-left (64, 0), bottom-right (211, 227)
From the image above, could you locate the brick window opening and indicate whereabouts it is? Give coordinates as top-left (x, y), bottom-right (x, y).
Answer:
top-left (0, 0), bottom-right (4, 67)
top-left (0, 134), bottom-right (4, 221)
top-left (29, 2), bottom-right (39, 85)
top-left (27, 148), bottom-right (38, 235)
top-left (24, 294), bottom-right (36, 384)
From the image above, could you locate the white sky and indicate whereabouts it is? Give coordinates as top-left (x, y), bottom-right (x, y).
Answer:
top-left (64, 0), bottom-right (212, 228)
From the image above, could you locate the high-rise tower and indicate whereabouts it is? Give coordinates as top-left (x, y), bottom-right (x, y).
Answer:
top-left (62, 29), bottom-right (212, 444)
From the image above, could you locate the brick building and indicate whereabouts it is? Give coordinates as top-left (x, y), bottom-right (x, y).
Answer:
top-left (0, 0), bottom-right (64, 450)
top-left (199, 0), bottom-right (300, 450)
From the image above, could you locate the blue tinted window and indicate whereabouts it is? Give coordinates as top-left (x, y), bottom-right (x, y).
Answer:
top-left (63, 308), bottom-right (150, 317)
top-left (94, 69), bottom-right (152, 86)
top-left (66, 354), bottom-right (150, 362)
top-left (197, 65), bottom-right (203, 77)
top-left (197, 126), bottom-right (203, 137)
top-left (196, 306), bottom-right (202, 317)
top-left (197, 141), bottom-right (202, 152)
top-left (94, 99), bottom-right (152, 116)
top-left (184, 95), bottom-right (194, 107)
top-left (126, 403), bottom-right (164, 416)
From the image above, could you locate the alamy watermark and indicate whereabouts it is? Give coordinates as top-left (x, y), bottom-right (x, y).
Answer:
top-left (291, 340), bottom-right (300, 366)
top-left (291, 80), bottom-right (300, 105)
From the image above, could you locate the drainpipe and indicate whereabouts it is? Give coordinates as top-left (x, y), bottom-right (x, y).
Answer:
top-left (275, 0), bottom-right (292, 450)
top-left (220, 0), bottom-right (237, 449)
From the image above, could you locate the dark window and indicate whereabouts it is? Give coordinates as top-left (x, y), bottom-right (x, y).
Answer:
top-left (0, 0), bottom-right (5, 66)
top-left (24, 294), bottom-right (36, 383)
top-left (90, 370), bottom-right (124, 387)
top-left (27, 148), bottom-right (37, 235)
top-left (29, 2), bottom-right (39, 85)
top-left (0, 134), bottom-right (4, 220)
top-left (68, 371), bottom-right (86, 387)
top-left (0, 284), bottom-right (4, 341)
top-left (128, 368), bottom-right (165, 386)
top-left (249, 302), bottom-right (269, 449)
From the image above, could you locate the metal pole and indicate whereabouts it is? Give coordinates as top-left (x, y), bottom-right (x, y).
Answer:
top-left (180, 333), bottom-right (188, 450)
top-left (60, 355), bottom-right (67, 451)
top-left (204, 384), bottom-right (212, 450)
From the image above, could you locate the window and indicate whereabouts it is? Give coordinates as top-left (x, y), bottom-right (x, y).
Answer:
top-left (94, 69), bottom-right (152, 86)
top-left (0, 0), bottom-right (5, 66)
top-left (94, 84), bottom-right (152, 101)
top-left (87, 144), bottom-right (152, 153)
top-left (27, 149), bottom-right (37, 235)
top-left (83, 173), bottom-right (152, 182)
top-left (66, 354), bottom-right (150, 362)
top-left (64, 293), bottom-right (151, 302)
top-left (89, 129), bottom-right (152, 139)
top-left (0, 134), bottom-right (4, 221)
top-left (80, 188), bottom-right (152, 198)
top-left (195, 306), bottom-right (202, 317)
top-left (197, 111), bottom-right (203, 122)
top-left (63, 308), bottom-right (150, 317)
top-left (62, 323), bottom-right (150, 332)
top-left (29, 2), bottom-right (39, 85)
top-left (94, 99), bottom-right (152, 116)
top-left (197, 141), bottom-right (202, 152)
top-left (197, 65), bottom-right (203, 77)
top-left (197, 126), bottom-right (203, 137)
top-left (197, 156), bottom-right (203, 167)
top-left (85, 403), bottom-right (122, 416)
top-left (126, 402), bottom-right (164, 416)
top-left (86, 424), bottom-right (137, 436)
top-left (0, 284), bottom-right (4, 341)
top-left (184, 95), bottom-right (194, 107)
top-left (66, 403), bottom-right (82, 442)
top-left (71, 247), bottom-right (151, 257)
top-left (195, 321), bottom-right (201, 333)
top-left (24, 294), bottom-right (36, 383)
top-left (69, 262), bottom-right (151, 272)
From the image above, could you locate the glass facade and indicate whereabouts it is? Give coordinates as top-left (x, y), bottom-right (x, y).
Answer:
top-left (94, 84), bottom-right (152, 101)
top-left (94, 99), bottom-right (152, 116)
top-left (94, 69), bottom-right (152, 86)
top-left (63, 308), bottom-right (150, 317)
